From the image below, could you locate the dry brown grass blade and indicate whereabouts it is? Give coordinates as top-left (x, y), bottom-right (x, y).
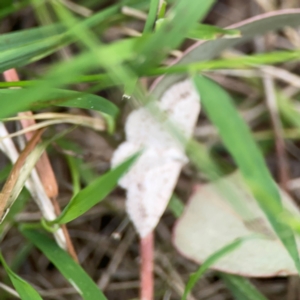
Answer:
top-left (3, 69), bottom-right (58, 199)
top-left (3, 69), bottom-right (78, 262)
top-left (0, 129), bottom-right (45, 221)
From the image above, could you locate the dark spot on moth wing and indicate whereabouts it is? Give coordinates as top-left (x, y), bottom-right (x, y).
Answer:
top-left (179, 90), bottom-right (191, 100)
top-left (137, 201), bottom-right (148, 220)
top-left (243, 217), bottom-right (276, 239)
top-left (137, 183), bottom-right (144, 192)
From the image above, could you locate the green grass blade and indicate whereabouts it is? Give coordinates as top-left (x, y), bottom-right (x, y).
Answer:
top-left (143, 0), bottom-right (160, 34)
top-left (182, 236), bottom-right (259, 300)
top-left (54, 152), bottom-right (140, 224)
top-left (0, 88), bottom-right (118, 120)
top-left (187, 24), bottom-right (240, 40)
top-left (19, 228), bottom-right (107, 300)
top-left (151, 10), bottom-right (300, 100)
top-left (0, 252), bottom-right (42, 300)
top-left (137, 0), bottom-right (216, 69)
top-left (193, 75), bottom-right (300, 273)
top-left (0, 24), bottom-right (64, 52)
top-left (148, 50), bottom-right (300, 76)
top-left (220, 273), bottom-right (268, 300)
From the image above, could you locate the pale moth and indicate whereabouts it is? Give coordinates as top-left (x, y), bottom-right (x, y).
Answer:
top-left (111, 79), bottom-right (200, 238)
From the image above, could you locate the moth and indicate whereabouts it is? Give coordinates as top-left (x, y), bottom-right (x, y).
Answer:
top-left (111, 79), bottom-right (201, 237)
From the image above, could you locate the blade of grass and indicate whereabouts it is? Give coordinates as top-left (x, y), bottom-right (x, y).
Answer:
top-left (137, 0), bottom-right (216, 70)
top-left (151, 9), bottom-right (300, 100)
top-left (19, 228), bottom-right (107, 300)
top-left (143, 0), bottom-right (159, 34)
top-left (0, 252), bottom-right (42, 300)
top-left (182, 236), bottom-right (263, 300)
top-left (187, 24), bottom-right (240, 40)
top-left (148, 50), bottom-right (300, 76)
top-left (220, 273), bottom-right (268, 300)
top-left (168, 184), bottom-right (269, 300)
top-left (0, 87), bottom-right (119, 121)
top-left (193, 75), bottom-right (300, 273)
top-left (53, 152), bottom-right (141, 224)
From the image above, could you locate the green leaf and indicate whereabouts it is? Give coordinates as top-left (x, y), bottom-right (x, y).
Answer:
top-left (0, 24), bottom-right (64, 53)
top-left (0, 1), bottom-right (129, 72)
top-left (182, 236), bottom-right (258, 300)
top-left (54, 152), bottom-right (140, 224)
top-left (220, 273), bottom-right (268, 300)
top-left (137, 0), bottom-right (216, 69)
top-left (0, 252), bottom-right (42, 300)
top-left (168, 194), bottom-right (184, 218)
top-left (187, 24), bottom-right (240, 40)
top-left (193, 75), bottom-right (300, 273)
top-left (0, 88), bottom-right (118, 121)
top-left (143, 0), bottom-right (160, 34)
top-left (0, 0), bottom-right (12, 9)
top-left (20, 228), bottom-right (107, 300)
top-left (148, 50), bottom-right (300, 76)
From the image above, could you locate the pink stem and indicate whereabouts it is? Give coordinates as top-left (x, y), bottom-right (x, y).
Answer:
top-left (140, 231), bottom-right (154, 300)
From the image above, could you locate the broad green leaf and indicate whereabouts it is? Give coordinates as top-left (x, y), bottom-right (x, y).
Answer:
top-left (182, 236), bottom-right (259, 300)
top-left (54, 152), bottom-right (140, 224)
top-left (20, 228), bottom-right (107, 300)
top-left (150, 9), bottom-right (300, 99)
top-left (187, 24), bottom-right (240, 40)
top-left (0, 252), bottom-right (42, 300)
top-left (220, 273), bottom-right (268, 300)
top-left (193, 75), bottom-right (300, 273)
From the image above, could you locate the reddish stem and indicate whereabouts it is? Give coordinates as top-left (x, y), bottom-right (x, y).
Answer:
top-left (140, 231), bottom-right (154, 300)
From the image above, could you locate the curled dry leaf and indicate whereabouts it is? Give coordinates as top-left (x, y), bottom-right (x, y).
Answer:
top-left (173, 172), bottom-right (300, 277)
top-left (112, 79), bottom-right (200, 238)
top-left (0, 123), bottom-right (66, 249)
top-left (0, 129), bottom-right (45, 221)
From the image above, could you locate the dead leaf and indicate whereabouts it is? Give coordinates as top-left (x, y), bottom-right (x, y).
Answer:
top-left (173, 172), bottom-right (300, 277)
top-left (0, 129), bottom-right (45, 221)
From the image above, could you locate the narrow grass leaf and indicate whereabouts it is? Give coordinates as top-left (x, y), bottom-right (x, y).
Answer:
top-left (193, 75), bottom-right (300, 273)
top-left (0, 252), bottom-right (42, 300)
top-left (220, 273), bottom-right (268, 300)
top-left (20, 228), bottom-right (107, 300)
top-left (55, 152), bottom-right (140, 224)
top-left (151, 9), bottom-right (300, 100)
top-left (143, 0), bottom-right (160, 34)
top-left (182, 236), bottom-right (258, 300)
top-left (187, 24), bottom-right (240, 40)
top-left (0, 24), bottom-right (64, 52)
top-left (148, 50), bottom-right (300, 76)
top-left (0, 88), bottom-right (118, 120)
top-left (137, 0), bottom-right (216, 69)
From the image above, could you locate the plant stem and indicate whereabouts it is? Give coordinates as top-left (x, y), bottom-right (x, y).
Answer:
top-left (140, 231), bottom-right (154, 300)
